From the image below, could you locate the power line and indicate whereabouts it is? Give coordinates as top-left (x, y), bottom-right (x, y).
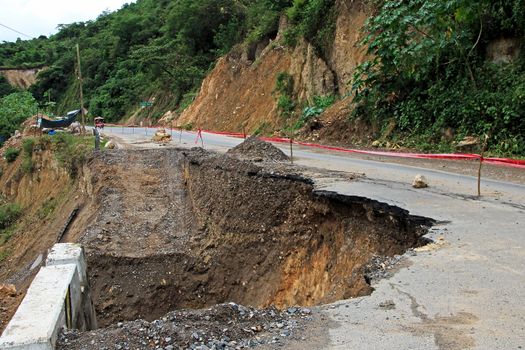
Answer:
top-left (0, 22), bottom-right (33, 39)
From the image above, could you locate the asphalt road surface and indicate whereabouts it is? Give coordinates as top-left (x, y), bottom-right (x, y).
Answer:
top-left (103, 126), bottom-right (525, 350)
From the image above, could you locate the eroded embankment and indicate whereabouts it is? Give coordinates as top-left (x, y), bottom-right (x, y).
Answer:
top-left (80, 148), bottom-right (432, 327)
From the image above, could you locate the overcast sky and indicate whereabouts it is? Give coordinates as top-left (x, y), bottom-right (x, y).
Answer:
top-left (0, 0), bottom-right (135, 42)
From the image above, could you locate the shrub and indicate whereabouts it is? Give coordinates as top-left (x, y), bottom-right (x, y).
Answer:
top-left (0, 249), bottom-right (11, 263)
top-left (275, 72), bottom-right (296, 117)
top-left (21, 138), bottom-right (36, 174)
top-left (0, 203), bottom-right (22, 230)
top-left (51, 134), bottom-right (91, 177)
top-left (22, 138), bottom-right (35, 155)
top-left (293, 95), bottom-right (336, 130)
top-left (21, 157), bottom-right (34, 174)
top-left (4, 148), bottom-right (20, 163)
top-left (37, 198), bottom-right (58, 219)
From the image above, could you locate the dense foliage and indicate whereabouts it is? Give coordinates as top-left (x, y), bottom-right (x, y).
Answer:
top-left (0, 0), bottom-right (338, 124)
top-left (353, 0), bottom-right (525, 155)
top-left (0, 92), bottom-right (38, 142)
top-left (0, 0), bottom-right (305, 122)
top-left (0, 75), bottom-right (15, 97)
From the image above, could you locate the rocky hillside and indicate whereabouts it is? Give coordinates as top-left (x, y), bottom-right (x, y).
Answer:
top-left (178, 1), bottom-right (368, 136)
top-left (1, 0), bottom-right (523, 155)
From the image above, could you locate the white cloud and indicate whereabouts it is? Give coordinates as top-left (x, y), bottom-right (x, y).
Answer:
top-left (0, 0), bottom-right (135, 42)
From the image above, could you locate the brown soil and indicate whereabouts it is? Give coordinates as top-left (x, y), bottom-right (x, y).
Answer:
top-left (177, 50), bottom-right (291, 133)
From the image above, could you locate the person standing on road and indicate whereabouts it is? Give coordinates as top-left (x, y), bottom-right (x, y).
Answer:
top-left (93, 125), bottom-right (101, 150)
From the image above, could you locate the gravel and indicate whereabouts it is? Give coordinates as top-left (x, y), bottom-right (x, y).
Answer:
top-left (57, 303), bottom-right (315, 350)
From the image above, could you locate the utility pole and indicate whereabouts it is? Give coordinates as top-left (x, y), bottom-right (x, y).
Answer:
top-left (76, 43), bottom-right (86, 134)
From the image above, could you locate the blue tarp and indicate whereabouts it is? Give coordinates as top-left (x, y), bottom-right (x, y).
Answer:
top-left (39, 110), bottom-right (80, 129)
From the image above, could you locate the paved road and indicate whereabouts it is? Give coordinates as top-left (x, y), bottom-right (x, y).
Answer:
top-left (104, 126), bottom-right (525, 350)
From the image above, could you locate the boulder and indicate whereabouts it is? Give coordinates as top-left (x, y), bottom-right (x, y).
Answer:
top-left (456, 136), bottom-right (479, 152)
top-left (412, 174), bottom-right (428, 189)
top-left (152, 129), bottom-right (172, 143)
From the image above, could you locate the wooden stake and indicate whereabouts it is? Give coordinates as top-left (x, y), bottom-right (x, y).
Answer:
top-left (290, 138), bottom-right (294, 164)
top-left (76, 44), bottom-right (86, 134)
top-left (477, 134), bottom-right (489, 197)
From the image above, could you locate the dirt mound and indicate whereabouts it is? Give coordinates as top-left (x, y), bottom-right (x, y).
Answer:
top-left (58, 303), bottom-right (314, 350)
top-left (227, 136), bottom-right (289, 162)
top-left (0, 284), bottom-right (23, 332)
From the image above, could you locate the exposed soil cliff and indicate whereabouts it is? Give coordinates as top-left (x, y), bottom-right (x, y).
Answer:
top-left (0, 68), bottom-right (43, 89)
top-left (0, 141), bottom-right (88, 332)
top-left (177, 1), bottom-right (370, 139)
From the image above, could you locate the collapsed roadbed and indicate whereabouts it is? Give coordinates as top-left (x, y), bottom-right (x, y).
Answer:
top-left (52, 144), bottom-right (433, 349)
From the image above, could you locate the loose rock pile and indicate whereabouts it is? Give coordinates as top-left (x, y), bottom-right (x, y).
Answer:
top-left (58, 303), bottom-right (314, 350)
top-left (227, 136), bottom-right (289, 162)
top-left (152, 129), bottom-right (172, 143)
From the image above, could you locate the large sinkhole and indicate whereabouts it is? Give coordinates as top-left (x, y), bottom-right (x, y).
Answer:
top-left (81, 149), bottom-right (432, 327)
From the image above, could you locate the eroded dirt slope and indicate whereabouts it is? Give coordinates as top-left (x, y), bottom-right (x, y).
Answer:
top-left (0, 68), bottom-right (43, 89)
top-left (0, 148), bottom-right (86, 332)
top-left (72, 147), bottom-right (431, 328)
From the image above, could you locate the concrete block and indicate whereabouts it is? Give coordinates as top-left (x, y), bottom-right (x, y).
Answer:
top-left (46, 243), bottom-right (87, 286)
top-left (0, 265), bottom-right (78, 350)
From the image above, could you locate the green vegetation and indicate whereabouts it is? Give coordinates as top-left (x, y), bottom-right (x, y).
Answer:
top-left (37, 198), bottom-right (58, 220)
top-left (0, 249), bottom-right (10, 263)
top-left (0, 203), bottom-right (21, 230)
top-left (0, 75), bottom-right (16, 98)
top-left (38, 133), bottom-right (94, 177)
top-left (21, 138), bottom-right (36, 174)
top-left (0, 92), bottom-right (38, 143)
top-left (352, 0), bottom-right (525, 156)
top-left (275, 72), bottom-right (296, 117)
top-left (293, 95), bottom-right (336, 130)
top-left (3, 148), bottom-right (20, 163)
top-left (284, 0), bottom-right (336, 58)
top-left (0, 203), bottom-right (22, 246)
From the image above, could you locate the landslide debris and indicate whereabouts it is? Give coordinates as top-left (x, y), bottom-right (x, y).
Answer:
top-left (226, 136), bottom-right (289, 162)
top-left (0, 145), bottom-right (431, 346)
top-left (71, 148), bottom-right (431, 329)
top-left (57, 303), bottom-right (314, 350)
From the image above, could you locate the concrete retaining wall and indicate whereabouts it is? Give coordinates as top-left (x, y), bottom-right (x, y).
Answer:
top-left (0, 244), bottom-right (96, 350)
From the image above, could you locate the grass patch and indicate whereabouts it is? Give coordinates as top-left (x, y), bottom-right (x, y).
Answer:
top-left (0, 203), bottom-right (22, 230)
top-left (21, 138), bottom-right (36, 174)
top-left (37, 197), bottom-right (58, 220)
top-left (0, 249), bottom-right (11, 263)
top-left (0, 203), bottom-right (21, 245)
top-left (3, 147), bottom-right (20, 163)
top-left (0, 225), bottom-right (17, 245)
top-left (38, 133), bottom-right (94, 177)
